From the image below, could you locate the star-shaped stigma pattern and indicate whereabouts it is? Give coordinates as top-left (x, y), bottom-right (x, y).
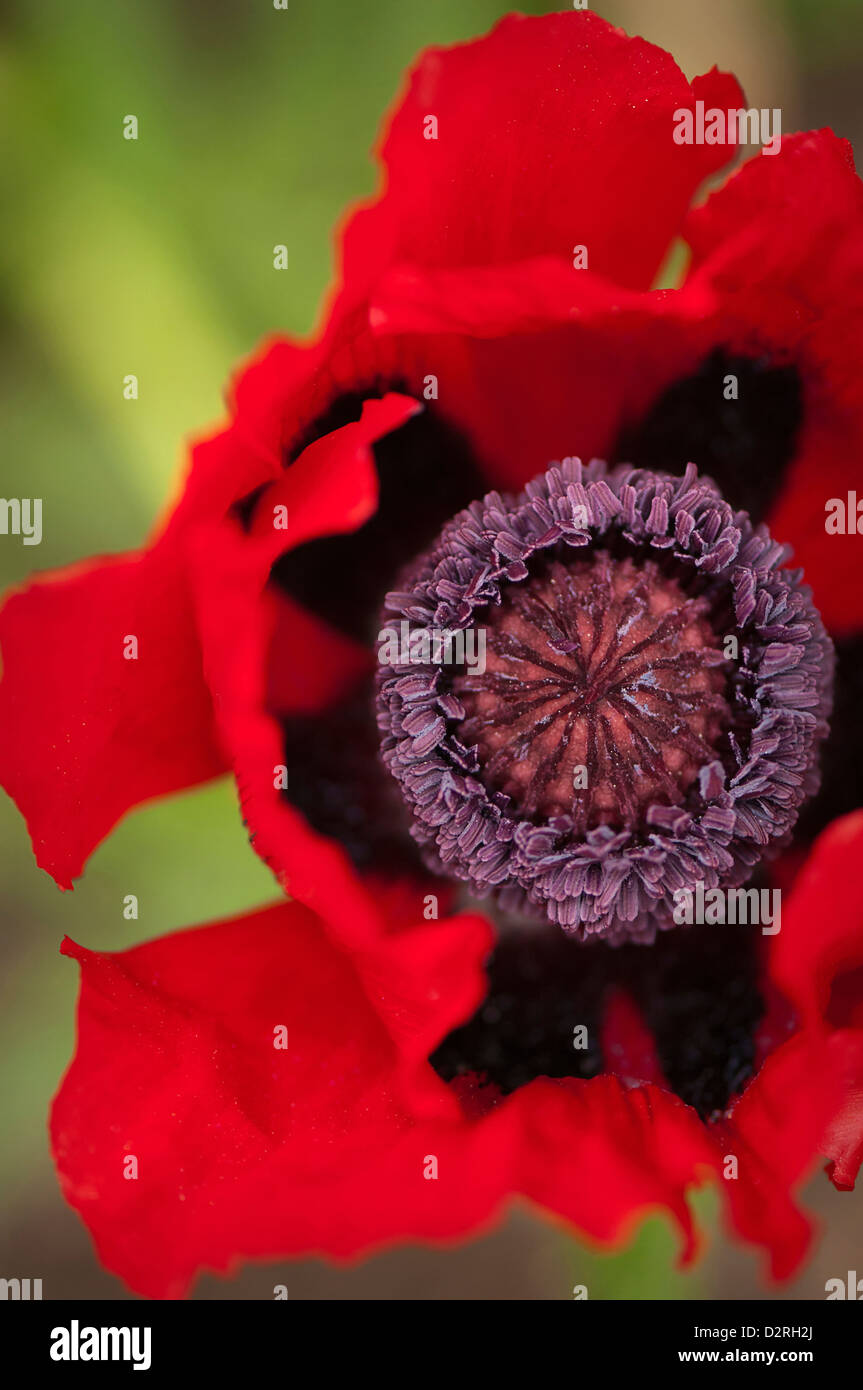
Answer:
top-left (453, 550), bottom-right (731, 830)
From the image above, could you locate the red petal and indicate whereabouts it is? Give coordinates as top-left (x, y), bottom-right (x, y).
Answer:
top-left (771, 810), bottom-right (863, 1025)
top-left (368, 256), bottom-right (717, 340)
top-left (0, 550), bottom-right (225, 889)
top-left (762, 812), bottom-right (863, 1201)
top-left (821, 1031), bottom-right (863, 1190)
top-left (509, 1077), bottom-right (711, 1262)
top-left (342, 11), bottom-right (741, 293)
top-left (190, 393), bottom-right (426, 935)
top-left (714, 1036), bottom-right (836, 1279)
top-left (52, 899), bottom-right (491, 1298)
top-left (326, 268), bottom-right (722, 493)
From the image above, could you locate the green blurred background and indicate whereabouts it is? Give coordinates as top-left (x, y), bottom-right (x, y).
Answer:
top-left (1, 0), bottom-right (861, 1299)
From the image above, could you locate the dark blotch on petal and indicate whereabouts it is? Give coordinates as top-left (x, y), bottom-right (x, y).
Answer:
top-left (280, 682), bottom-right (421, 873)
top-left (625, 920), bottom-right (764, 1121)
top-left (432, 920), bottom-right (764, 1120)
top-left (273, 394), bottom-right (486, 643)
top-left (431, 928), bottom-right (606, 1092)
top-left (615, 350), bottom-right (803, 523)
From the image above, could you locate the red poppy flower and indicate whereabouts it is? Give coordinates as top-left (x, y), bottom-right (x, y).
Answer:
top-left (4, 10), bottom-right (863, 1296)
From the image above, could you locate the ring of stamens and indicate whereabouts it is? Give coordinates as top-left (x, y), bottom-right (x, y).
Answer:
top-left (375, 459), bottom-right (833, 941)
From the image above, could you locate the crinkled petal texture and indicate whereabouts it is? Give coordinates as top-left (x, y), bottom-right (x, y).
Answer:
top-left (341, 9), bottom-right (741, 291)
top-left (52, 897), bottom-right (495, 1300)
top-left (53, 815), bottom-right (863, 1298)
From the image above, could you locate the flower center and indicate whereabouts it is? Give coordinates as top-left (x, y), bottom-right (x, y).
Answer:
top-left (375, 459), bottom-right (833, 941)
top-left (452, 550), bottom-right (730, 830)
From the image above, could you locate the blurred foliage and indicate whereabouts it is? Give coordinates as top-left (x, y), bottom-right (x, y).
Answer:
top-left (781, 0), bottom-right (863, 56)
top-left (0, 0), bottom-right (858, 1299)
